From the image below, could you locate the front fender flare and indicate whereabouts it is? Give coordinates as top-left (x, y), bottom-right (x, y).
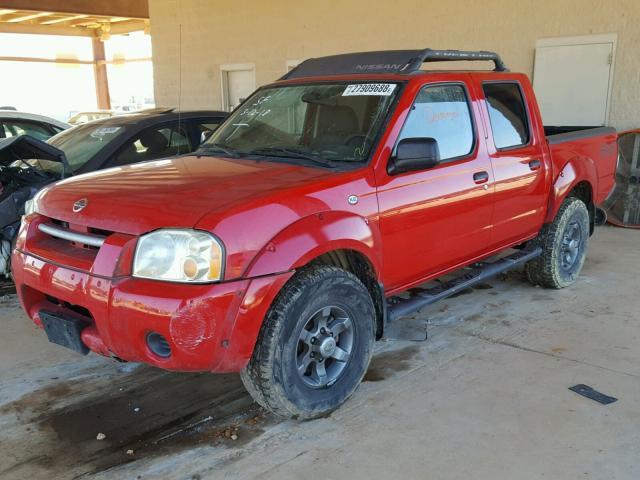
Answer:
top-left (243, 211), bottom-right (381, 279)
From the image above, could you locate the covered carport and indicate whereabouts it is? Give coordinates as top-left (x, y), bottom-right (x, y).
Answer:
top-left (0, 0), bottom-right (150, 113)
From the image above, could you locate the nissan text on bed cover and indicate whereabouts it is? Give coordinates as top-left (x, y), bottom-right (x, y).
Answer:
top-left (12, 49), bottom-right (618, 419)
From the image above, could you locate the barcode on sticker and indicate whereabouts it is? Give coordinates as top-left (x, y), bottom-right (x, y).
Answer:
top-left (343, 84), bottom-right (396, 96)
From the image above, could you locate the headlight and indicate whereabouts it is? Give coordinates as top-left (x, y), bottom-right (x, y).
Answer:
top-left (24, 199), bottom-right (37, 216)
top-left (133, 229), bottom-right (224, 283)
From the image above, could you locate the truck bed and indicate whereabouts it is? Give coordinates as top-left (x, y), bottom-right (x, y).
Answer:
top-left (544, 125), bottom-right (602, 137)
top-left (546, 126), bottom-right (618, 205)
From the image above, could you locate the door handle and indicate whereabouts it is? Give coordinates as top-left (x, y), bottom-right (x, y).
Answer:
top-left (473, 171), bottom-right (489, 184)
top-left (529, 159), bottom-right (542, 171)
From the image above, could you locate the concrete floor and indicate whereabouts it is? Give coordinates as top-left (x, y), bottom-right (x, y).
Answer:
top-left (0, 225), bottom-right (638, 480)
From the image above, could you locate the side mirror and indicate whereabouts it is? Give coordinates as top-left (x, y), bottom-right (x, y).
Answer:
top-left (388, 137), bottom-right (440, 175)
top-left (200, 130), bottom-right (213, 144)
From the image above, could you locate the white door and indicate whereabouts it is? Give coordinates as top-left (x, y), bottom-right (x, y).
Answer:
top-left (221, 66), bottom-right (255, 111)
top-left (533, 35), bottom-right (616, 126)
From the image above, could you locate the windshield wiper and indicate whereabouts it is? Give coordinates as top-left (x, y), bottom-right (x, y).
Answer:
top-left (247, 147), bottom-right (336, 169)
top-left (197, 143), bottom-right (242, 158)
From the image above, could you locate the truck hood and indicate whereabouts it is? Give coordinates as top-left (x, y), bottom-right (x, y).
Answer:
top-left (36, 154), bottom-right (333, 235)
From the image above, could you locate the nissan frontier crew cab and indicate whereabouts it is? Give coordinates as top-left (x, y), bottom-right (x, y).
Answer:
top-left (13, 49), bottom-right (618, 419)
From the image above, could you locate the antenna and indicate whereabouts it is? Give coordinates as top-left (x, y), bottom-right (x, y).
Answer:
top-left (176, 4), bottom-right (182, 154)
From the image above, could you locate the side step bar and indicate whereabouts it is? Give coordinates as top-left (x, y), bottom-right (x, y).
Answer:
top-left (387, 248), bottom-right (542, 322)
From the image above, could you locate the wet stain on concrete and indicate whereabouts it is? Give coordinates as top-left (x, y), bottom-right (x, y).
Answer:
top-left (363, 345), bottom-right (421, 382)
top-left (0, 382), bottom-right (73, 418)
top-left (550, 346), bottom-right (568, 353)
top-left (0, 366), bottom-right (276, 477)
top-left (465, 313), bottom-right (484, 322)
top-left (531, 293), bottom-right (554, 302)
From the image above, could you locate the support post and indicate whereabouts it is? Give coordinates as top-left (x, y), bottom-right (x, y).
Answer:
top-left (92, 37), bottom-right (111, 110)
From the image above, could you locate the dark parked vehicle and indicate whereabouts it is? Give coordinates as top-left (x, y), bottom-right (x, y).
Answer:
top-left (0, 108), bottom-right (227, 275)
top-left (0, 110), bottom-right (70, 141)
top-left (45, 108), bottom-right (227, 175)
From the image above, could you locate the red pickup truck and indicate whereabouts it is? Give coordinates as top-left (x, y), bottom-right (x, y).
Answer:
top-left (13, 49), bottom-right (617, 419)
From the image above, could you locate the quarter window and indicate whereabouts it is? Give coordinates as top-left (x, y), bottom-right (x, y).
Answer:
top-left (395, 84), bottom-right (474, 161)
top-left (482, 82), bottom-right (530, 149)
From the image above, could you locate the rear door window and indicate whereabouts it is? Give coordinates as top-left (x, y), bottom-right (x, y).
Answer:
top-left (394, 84), bottom-right (475, 161)
top-left (2, 120), bottom-right (53, 141)
top-left (482, 82), bottom-right (530, 149)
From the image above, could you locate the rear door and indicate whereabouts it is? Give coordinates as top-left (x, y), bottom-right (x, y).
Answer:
top-left (376, 79), bottom-right (495, 291)
top-left (473, 77), bottom-right (549, 249)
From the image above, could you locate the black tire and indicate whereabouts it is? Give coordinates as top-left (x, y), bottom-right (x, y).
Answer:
top-left (240, 265), bottom-right (375, 419)
top-left (525, 197), bottom-right (590, 289)
top-left (594, 207), bottom-right (607, 226)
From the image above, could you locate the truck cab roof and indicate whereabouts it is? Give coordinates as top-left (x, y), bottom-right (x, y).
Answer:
top-left (281, 48), bottom-right (508, 80)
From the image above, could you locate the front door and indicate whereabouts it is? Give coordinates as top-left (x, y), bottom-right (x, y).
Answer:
top-left (377, 80), bottom-right (494, 291)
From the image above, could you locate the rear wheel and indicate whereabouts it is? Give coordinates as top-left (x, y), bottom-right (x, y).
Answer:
top-left (525, 197), bottom-right (590, 288)
top-left (241, 265), bottom-right (375, 419)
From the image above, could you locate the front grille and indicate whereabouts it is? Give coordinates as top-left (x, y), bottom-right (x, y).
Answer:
top-left (24, 216), bottom-right (117, 271)
top-left (38, 217), bottom-right (114, 250)
top-left (38, 223), bottom-right (105, 248)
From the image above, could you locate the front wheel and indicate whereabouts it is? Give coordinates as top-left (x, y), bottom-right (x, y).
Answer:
top-left (525, 197), bottom-right (590, 288)
top-left (241, 265), bottom-right (375, 419)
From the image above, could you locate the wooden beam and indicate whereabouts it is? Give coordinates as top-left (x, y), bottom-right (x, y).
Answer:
top-left (109, 19), bottom-right (146, 35)
top-left (0, 0), bottom-right (148, 18)
top-left (92, 37), bottom-right (111, 109)
top-left (40, 14), bottom-right (88, 25)
top-left (0, 21), bottom-right (92, 35)
top-left (0, 55), bottom-right (151, 65)
top-left (0, 55), bottom-right (93, 64)
top-left (99, 56), bottom-right (152, 65)
top-left (6, 11), bottom-right (52, 22)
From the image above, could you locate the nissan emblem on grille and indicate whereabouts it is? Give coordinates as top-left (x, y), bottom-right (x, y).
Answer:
top-left (73, 198), bottom-right (88, 213)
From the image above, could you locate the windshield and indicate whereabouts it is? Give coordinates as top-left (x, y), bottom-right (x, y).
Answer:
top-left (48, 123), bottom-right (124, 171)
top-left (204, 82), bottom-right (400, 165)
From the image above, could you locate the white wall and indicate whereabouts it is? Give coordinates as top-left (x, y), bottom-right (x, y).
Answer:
top-left (148, 0), bottom-right (640, 130)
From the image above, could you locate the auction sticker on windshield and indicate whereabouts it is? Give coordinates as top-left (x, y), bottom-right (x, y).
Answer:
top-left (90, 127), bottom-right (121, 138)
top-left (343, 84), bottom-right (396, 96)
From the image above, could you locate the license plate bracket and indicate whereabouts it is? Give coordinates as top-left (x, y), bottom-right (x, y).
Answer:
top-left (40, 310), bottom-right (90, 355)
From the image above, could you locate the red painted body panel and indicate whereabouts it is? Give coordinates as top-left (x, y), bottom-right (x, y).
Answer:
top-left (12, 68), bottom-right (618, 373)
top-left (545, 130), bottom-right (618, 222)
top-left (470, 73), bottom-right (552, 249)
top-left (13, 216), bottom-right (291, 372)
top-left (374, 74), bottom-right (494, 291)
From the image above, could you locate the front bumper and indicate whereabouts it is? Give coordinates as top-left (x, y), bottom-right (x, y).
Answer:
top-left (12, 247), bottom-right (292, 373)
